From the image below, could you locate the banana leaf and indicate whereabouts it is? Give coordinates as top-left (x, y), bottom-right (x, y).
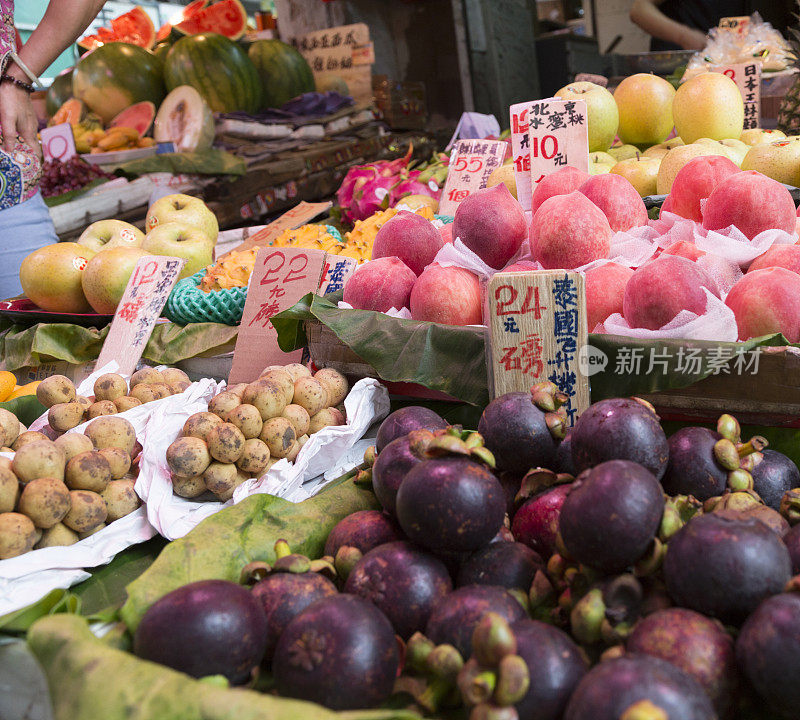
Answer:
top-left (0, 320), bottom-right (238, 372)
top-left (27, 614), bottom-right (419, 720)
top-left (115, 149), bottom-right (246, 177)
top-left (0, 394), bottom-right (46, 425)
top-left (121, 470), bottom-right (378, 631)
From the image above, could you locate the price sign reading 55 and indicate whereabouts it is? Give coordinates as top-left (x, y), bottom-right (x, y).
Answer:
top-left (451, 156), bottom-right (485, 173)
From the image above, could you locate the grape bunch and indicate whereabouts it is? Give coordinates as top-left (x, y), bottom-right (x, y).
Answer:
top-left (39, 157), bottom-right (113, 198)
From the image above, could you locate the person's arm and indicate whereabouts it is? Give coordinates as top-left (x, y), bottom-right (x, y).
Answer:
top-left (630, 0), bottom-right (708, 51)
top-left (1, 0), bottom-right (106, 151)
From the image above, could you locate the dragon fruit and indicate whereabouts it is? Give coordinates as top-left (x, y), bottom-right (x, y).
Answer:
top-left (389, 169), bottom-right (442, 207)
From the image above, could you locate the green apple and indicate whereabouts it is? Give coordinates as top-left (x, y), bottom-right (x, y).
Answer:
top-left (142, 223), bottom-right (214, 279)
top-left (673, 73), bottom-right (744, 144)
top-left (19, 242), bottom-right (96, 313)
top-left (613, 73), bottom-right (676, 148)
top-left (77, 220), bottom-right (145, 253)
top-left (146, 194), bottom-right (219, 245)
top-left (81, 246), bottom-right (151, 314)
top-left (656, 143), bottom-right (730, 195)
top-left (608, 144), bottom-right (641, 161)
top-left (742, 138), bottom-right (800, 186)
top-left (590, 151), bottom-right (617, 166)
top-left (589, 162), bottom-right (614, 175)
top-left (610, 156), bottom-right (661, 197)
top-left (554, 81), bottom-right (619, 152)
top-left (740, 128), bottom-right (786, 145)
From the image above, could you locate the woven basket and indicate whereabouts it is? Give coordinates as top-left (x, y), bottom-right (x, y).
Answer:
top-left (304, 319), bottom-right (378, 378)
top-left (165, 271), bottom-right (247, 326)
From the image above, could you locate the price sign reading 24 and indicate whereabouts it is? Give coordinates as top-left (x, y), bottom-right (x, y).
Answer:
top-left (259, 250), bottom-right (310, 285)
top-left (495, 284), bottom-right (547, 319)
top-left (451, 156), bottom-right (485, 173)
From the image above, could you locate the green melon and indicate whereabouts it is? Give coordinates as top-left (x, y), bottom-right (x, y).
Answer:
top-left (152, 41), bottom-right (172, 69)
top-left (73, 42), bottom-right (166, 124)
top-left (164, 33), bottom-right (262, 114)
top-left (45, 68), bottom-right (74, 117)
top-left (154, 86), bottom-right (215, 152)
top-left (248, 39), bottom-right (316, 109)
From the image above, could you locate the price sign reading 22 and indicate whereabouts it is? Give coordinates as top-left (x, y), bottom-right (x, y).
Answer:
top-left (259, 250), bottom-right (310, 285)
top-left (451, 156), bottom-right (484, 173)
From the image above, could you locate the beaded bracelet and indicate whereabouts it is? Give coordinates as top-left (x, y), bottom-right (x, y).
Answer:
top-left (0, 74), bottom-right (35, 93)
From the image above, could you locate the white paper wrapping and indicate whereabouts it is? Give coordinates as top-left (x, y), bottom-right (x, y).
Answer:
top-left (136, 378), bottom-right (389, 541)
top-left (434, 238), bottom-right (498, 279)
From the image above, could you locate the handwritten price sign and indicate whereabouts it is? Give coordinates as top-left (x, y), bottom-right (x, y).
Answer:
top-left (487, 270), bottom-right (589, 425)
top-left (96, 256), bottom-right (186, 376)
top-left (529, 98), bottom-right (589, 193)
top-left (228, 246), bottom-right (327, 384)
top-left (510, 103), bottom-right (533, 212)
top-left (318, 256), bottom-right (358, 296)
top-left (40, 124), bottom-right (77, 162)
top-left (438, 139), bottom-right (507, 216)
top-left (710, 62), bottom-right (761, 130)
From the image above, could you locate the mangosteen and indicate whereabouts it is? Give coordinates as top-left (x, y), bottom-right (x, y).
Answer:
top-left (553, 430), bottom-right (576, 476)
top-left (559, 460), bottom-right (665, 574)
top-left (751, 449), bottom-right (800, 511)
top-left (477, 391), bottom-right (559, 475)
top-left (511, 483), bottom-right (571, 558)
top-left (728, 504), bottom-right (790, 536)
top-left (133, 579), bottom-right (267, 684)
top-left (425, 585), bottom-right (527, 659)
top-left (344, 541), bottom-right (452, 639)
top-left (512, 618), bottom-right (588, 720)
top-left (272, 594), bottom-right (399, 710)
top-left (564, 654), bottom-right (716, 720)
top-left (457, 541), bottom-right (541, 593)
top-left (664, 512), bottom-right (792, 625)
top-left (663, 426), bottom-right (728, 500)
top-left (249, 543), bottom-right (338, 664)
top-left (570, 398), bottom-right (669, 480)
top-left (736, 592), bottom-right (800, 719)
top-left (371, 432), bottom-right (429, 517)
top-left (375, 405), bottom-right (447, 452)
top-left (323, 509), bottom-right (402, 558)
top-left (627, 607), bottom-right (737, 718)
top-left (784, 524), bottom-right (800, 574)
top-left (396, 456), bottom-right (505, 553)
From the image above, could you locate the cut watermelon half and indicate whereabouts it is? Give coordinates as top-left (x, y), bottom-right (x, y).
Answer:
top-left (174, 0), bottom-right (247, 41)
top-left (154, 86), bottom-right (215, 153)
top-left (79, 6), bottom-right (156, 51)
top-left (183, 0), bottom-right (209, 19)
top-left (156, 23), bottom-right (172, 43)
top-left (110, 101), bottom-right (156, 136)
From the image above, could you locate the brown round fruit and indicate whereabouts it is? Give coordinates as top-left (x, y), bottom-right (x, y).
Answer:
top-left (48, 402), bottom-right (86, 432)
top-left (208, 391), bottom-right (242, 421)
top-left (12, 431), bottom-right (49, 451)
top-left (36, 375), bottom-right (76, 408)
top-left (54, 433), bottom-right (94, 463)
top-left (260, 370), bottom-right (294, 404)
top-left (12, 440), bottom-right (65, 484)
top-left (0, 462), bottom-right (19, 513)
top-left (100, 479), bottom-right (140, 521)
top-left (62, 490), bottom-right (107, 533)
top-left (206, 423), bottom-right (245, 464)
top-left (281, 404), bottom-right (310, 437)
top-left (114, 396), bottom-right (143, 413)
top-left (160, 368), bottom-right (190, 386)
top-left (0, 408), bottom-right (20, 447)
top-left (227, 383), bottom-right (248, 398)
top-left (98, 447), bottom-right (131, 479)
top-left (309, 408), bottom-right (345, 434)
top-left (314, 368), bottom-right (349, 406)
top-left (166, 436), bottom-right (212, 478)
top-left (17, 477), bottom-right (71, 528)
top-left (130, 367), bottom-right (163, 387)
top-left (84, 416), bottom-right (137, 456)
top-left (236, 438), bottom-right (270, 475)
top-left (182, 412), bottom-right (223, 442)
top-left (35, 522), bottom-right (79, 548)
top-left (260, 417), bottom-right (297, 459)
top-left (87, 400), bottom-right (118, 419)
top-left (243, 380), bottom-right (287, 421)
top-left (129, 384), bottom-right (159, 404)
top-left (203, 462), bottom-right (240, 498)
top-left (65, 451), bottom-right (112, 493)
top-left (0, 512), bottom-right (38, 558)
top-left (93, 373), bottom-right (127, 401)
top-left (226, 404), bottom-right (263, 439)
top-left (172, 473), bottom-right (207, 498)
top-left (292, 377), bottom-right (328, 416)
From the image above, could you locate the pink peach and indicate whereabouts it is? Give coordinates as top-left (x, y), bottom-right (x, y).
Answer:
top-left (661, 240), bottom-right (705, 262)
top-left (531, 166), bottom-right (590, 216)
top-left (439, 224), bottom-right (453, 244)
top-left (667, 155), bottom-right (740, 222)
top-left (702, 171), bottom-right (796, 240)
top-left (371, 210), bottom-right (444, 275)
top-left (409, 264), bottom-right (483, 326)
top-left (578, 174), bottom-right (648, 232)
top-left (503, 260), bottom-right (539, 272)
top-left (343, 256), bottom-right (416, 312)
top-left (530, 191), bottom-right (612, 270)
top-left (623, 255), bottom-right (719, 330)
top-left (725, 267), bottom-right (800, 341)
top-left (585, 262), bottom-right (634, 331)
top-left (452, 184), bottom-right (527, 269)
top-left (748, 244), bottom-right (800, 275)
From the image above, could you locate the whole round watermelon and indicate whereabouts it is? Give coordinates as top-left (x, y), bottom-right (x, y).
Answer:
top-left (73, 43), bottom-right (165, 124)
top-left (152, 41), bottom-right (172, 69)
top-left (45, 68), bottom-right (74, 117)
top-left (248, 39), bottom-right (315, 109)
top-left (165, 33), bottom-right (262, 113)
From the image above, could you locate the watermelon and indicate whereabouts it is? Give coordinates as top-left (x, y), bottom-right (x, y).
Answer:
top-left (316, 75), bottom-right (351, 97)
top-left (45, 68), bottom-right (74, 117)
top-left (248, 39), bottom-right (315, 109)
top-left (182, 0), bottom-right (209, 18)
top-left (79, 6), bottom-right (156, 51)
top-left (73, 42), bottom-right (166, 124)
top-left (152, 41), bottom-right (172, 68)
top-left (173, 0), bottom-right (247, 40)
top-left (110, 102), bottom-right (156, 136)
top-left (165, 33), bottom-right (262, 114)
top-left (154, 86), bottom-right (215, 152)
top-left (156, 23), bottom-right (172, 43)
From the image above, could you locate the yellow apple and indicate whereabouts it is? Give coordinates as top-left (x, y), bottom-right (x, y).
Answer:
top-left (81, 246), bottom-right (151, 314)
top-left (589, 162), bottom-right (614, 175)
top-left (486, 164), bottom-right (518, 199)
top-left (741, 138), bottom-right (800, 186)
top-left (77, 220), bottom-right (145, 253)
top-left (642, 137), bottom-right (684, 159)
top-left (656, 144), bottom-right (730, 195)
top-left (590, 151), bottom-right (617, 165)
top-left (613, 73), bottom-right (676, 147)
top-left (554, 81), bottom-right (619, 152)
top-left (611, 156), bottom-right (661, 197)
top-left (673, 73), bottom-right (744, 144)
top-left (740, 128), bottom-right (786, 145)
top-left (142, 223), bottom-right (214, 279)
top-left (19, 243), bottom-right (96, 313)
top-left (608, 144), bottom-right (641, 161)
top-left (146, 194), bottom-right (219, 245)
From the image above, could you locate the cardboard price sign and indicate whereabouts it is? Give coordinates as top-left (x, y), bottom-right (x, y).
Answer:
top-left (228, 247), bottom-right (327, 384)
top-left (96, 256), bottom-right (186, 377)
top-left (438, 139), bottom-right (507, 216)
top-left (318, 255), bottom-right (358, 296)
top-left (223, 201), bottom-right (332, 260)
top-left (487, 271), bottom-right (589, 425)
top-left (40, 124), bottom-right (77, 162)
top-left (710, 62), bottom-right (761, 130)
top-left (529, 98), bottom-right (589, 193)
top-left (510, 102), bottom-right (533, 213)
